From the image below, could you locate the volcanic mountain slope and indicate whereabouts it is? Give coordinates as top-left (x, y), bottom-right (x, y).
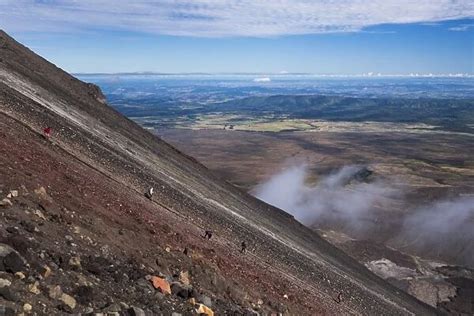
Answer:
top-left (0, 30), bottom-right (436, 315)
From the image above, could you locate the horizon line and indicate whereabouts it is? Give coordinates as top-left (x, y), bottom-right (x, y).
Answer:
top-left (74, 72), bottom-right (474, 78)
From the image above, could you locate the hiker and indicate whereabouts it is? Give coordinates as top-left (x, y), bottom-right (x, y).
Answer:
top-left (334, 292), bottom-right (343, 304)
top-left (144, 187), bottom-right (154, 200)
top-left (203, 230), bottom-right (213, 240)
top-left (43, 127), bottom-right (52, 139)
top-left (240, 241), bottom-right (247, 253)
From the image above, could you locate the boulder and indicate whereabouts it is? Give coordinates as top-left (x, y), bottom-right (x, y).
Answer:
top-left (2, 250), bottom-right (26, 273)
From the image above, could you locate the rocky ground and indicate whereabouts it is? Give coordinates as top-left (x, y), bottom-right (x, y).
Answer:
top-left (0, 120), bottom-right (287, 315)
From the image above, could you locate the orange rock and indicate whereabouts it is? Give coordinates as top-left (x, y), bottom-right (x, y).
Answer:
top-left (151, 276), bottom-right (171, 295)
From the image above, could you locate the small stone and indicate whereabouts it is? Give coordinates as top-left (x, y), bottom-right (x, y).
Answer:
top-left (14, 272), bottom-right (25, 279)
top-left (165, 247), bottom-right (171, 253)
top-left (171, 313), bottom-right (182, 316)
top-left (84, 307), bottom-right (94, 313)
top-left (33, 209), bottom-right (46, 220)
top-left (0, 198), bottom-right (12, 207)
top-left (119, 302), bottom-right (129, 309)
top-left (49, 285), bottom-right (63, 299)
top-left (5, 226), bottom-right (18, 234)
top-left (99, 245), bottom-right (110, 257)
top-left (103, 303), bottom-right (121, 313)
top-left (195, 304), bottom-right (214, 316)
top-left (76, 274), bottom-right (92, 286)
top-left (60, 293), bottom-right (77, 309)
top-left (7, 190), bottom-right (18, 198)
top-left (179, 271), bottom-right (190, 286)
top-left (34, 187), bottom-right (52, 202)
top-left (198, 295), bottom-right (212, 308)
top-left (283, 294), bottom-right (288, 299)
top-left (23, 303), bottom-right (32, 313)
top-left (188, 297), bottom-right (197, 305)
top-left (0, 278), bottom-right (11, 288)
top-left (69, 256), bottom-right (81, 268)
top-left (28, 281), bottom-right (41, 294)
top-left (41, 265), bottom-right (51, 279)
top-left (126, 306), bottom-right (145, 316)
top-left (257, 299), bottom-right (263, 305)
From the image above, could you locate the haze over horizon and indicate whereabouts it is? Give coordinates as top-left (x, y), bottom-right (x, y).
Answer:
top-left (1, 0), bottom-right (473, 74)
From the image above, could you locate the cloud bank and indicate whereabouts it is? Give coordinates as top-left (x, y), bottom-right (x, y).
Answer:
top-left (254, 164), bottom-right (474, 266)
top-left (254, 165), bottom-right (398, 230)
top-left (397, 197), bottom-right (474, 265)
top-left (0, 0), bottom-right (473, 37)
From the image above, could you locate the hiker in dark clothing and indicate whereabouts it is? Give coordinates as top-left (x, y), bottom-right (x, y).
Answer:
top-left (203, 230), bottom-right (213, 240)
top-left (144, 187), bottom-right (154, 200)
top-left (240, 241), bottom-right (247, 253)
top-left (334, 292), bottom-right (343, 304)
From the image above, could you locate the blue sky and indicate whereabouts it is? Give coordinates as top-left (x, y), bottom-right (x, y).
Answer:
top-left (1, 1), bottom-right (473, 74)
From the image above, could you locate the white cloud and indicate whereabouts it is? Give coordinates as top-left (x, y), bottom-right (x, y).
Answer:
top-left (0, 0), bottom-right (473, 37)
top-left (449, 23), bottom-right (474, 31)
top-left (253, 77), bottom-right (271, 82)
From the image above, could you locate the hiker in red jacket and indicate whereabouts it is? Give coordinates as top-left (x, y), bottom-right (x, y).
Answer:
top-left (43, 127), bottom-right (52, 139)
